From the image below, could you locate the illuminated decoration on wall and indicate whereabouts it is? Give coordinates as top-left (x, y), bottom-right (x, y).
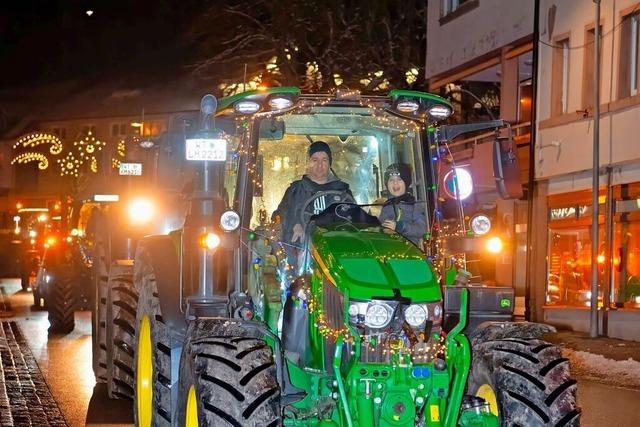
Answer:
top-left (73, 131), bottom-right (105, 173)
top-left (13, 132), bottom-right (63, 155)
top-left (57, 151), bottom-right (82, 177)
top-left (11, 152), bottom-right (49, 170)
top-left (112, 139), bottom-right (126, 169)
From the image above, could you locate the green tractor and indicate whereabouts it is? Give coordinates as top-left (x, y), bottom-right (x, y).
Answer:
top-left (123, 88), bottom-right (579, 426)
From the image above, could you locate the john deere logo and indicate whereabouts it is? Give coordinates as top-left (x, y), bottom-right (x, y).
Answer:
top-left (500, 298), bottom-right (511, 308)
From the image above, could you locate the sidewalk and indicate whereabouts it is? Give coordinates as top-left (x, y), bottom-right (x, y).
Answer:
top-left (544, 329), bottom-right (640, 389)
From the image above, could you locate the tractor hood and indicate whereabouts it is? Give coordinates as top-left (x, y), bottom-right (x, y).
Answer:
top-left (310, 227), bottom-right (441, 302)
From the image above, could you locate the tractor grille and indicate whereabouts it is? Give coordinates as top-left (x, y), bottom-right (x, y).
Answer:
top-left (322, 279), bottom-right (344, 330)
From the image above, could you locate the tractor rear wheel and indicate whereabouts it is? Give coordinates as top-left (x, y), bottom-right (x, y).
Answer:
top-left (47, 264), bottom-right (76, 334)
top-left (133, 247), bottom-right (173, 427)
top-left (107, 262), bottom-right (137, 399)
top-left (469, 338), bottom-right (580, 427)
top-left (177, 331), bottom-right (281, 427)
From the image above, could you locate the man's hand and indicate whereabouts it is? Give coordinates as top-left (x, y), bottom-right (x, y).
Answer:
top-left (292, 223), bottom-right (304, 242)
top-left (382, 219), bottom-right (397, 231)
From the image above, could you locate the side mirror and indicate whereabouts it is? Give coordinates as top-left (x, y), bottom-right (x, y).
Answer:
top-left (259, 118), bottom-right (285, 140)
top-left (493, 135), bottom-right (523, 199)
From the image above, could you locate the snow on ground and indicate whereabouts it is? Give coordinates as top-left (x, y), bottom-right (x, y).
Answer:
top-left (564, 348), bottom-right (640, 389)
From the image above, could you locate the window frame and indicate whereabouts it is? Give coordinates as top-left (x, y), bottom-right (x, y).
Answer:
top-left (550, 34), bottom-right (571, 116)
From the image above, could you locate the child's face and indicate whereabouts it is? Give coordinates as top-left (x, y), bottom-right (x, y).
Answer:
top-left (387, 176), bottom-right (406, 197)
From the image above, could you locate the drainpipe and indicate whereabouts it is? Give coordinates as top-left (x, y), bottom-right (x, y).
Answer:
top-left (603, 166), bottom-right (614, 337)
top-left (525, 0), bottom-right (540, 322)
top-left (589, 0), bottom-right (602, 338)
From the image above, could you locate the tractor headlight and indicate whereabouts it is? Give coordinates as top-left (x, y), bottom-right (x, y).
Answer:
top-left (220, 210), bottom-right (241, 232)
top-left (365, 303), bottom-right (392, 328)
top-left (470, 214), bottom-right (491, 235)
top-left (268, 96), bottom-right (293, 110)
top-left (404, 304), bottom-right (427, 327)
top-left (128, 198), bottom-right (155, 225)
top-left (432, 303), bottom-right (442, 320)
top-left (234, 100), bottom-right (261, 114)
top-left (428, 105), bottom-right (452, 119)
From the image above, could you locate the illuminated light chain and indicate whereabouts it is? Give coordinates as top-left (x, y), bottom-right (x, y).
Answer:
top-left (13, 132), bottom-right (63, 155)
top-left (90, 157), bottom-right (98, 173)
top-left (11, 152), bottom-right (49, 170)
top-left (57, 151), bottom-right (82, 177)
top-left (112, 158), bottom-right (122, 169)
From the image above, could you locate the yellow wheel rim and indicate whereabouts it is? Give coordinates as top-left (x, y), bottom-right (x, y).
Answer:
top-left (477, 383), bottom-right (499, 416)
top-left (136, 315), bottom-right (153, 427)
top-left (185, 385), bottom-right (199, 427)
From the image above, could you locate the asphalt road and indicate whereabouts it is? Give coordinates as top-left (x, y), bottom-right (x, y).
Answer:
top-left (0, 277), bottom-right (638, 426)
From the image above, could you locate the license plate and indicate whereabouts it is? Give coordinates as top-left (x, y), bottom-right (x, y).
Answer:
top-left (118, 162), bottom-right (142, 176)
top-left (185, 138), bottom-right (227, 161)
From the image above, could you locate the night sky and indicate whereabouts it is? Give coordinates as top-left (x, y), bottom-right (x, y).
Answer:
top-left (0, 0), bottom-right (202, 87)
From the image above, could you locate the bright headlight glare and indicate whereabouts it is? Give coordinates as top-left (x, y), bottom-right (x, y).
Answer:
top-left (234, 100), bottom-right (261, 114)
top-left (220, 210), bottom-right (241, 231)
top-left (268, 97), bottom-right (293, 110)
top-left (365, 303), bottom-right (392, 328)
top-left (470, 214), bottom-right (492, 235)
top-left (200, 232), bottom-right (221, 250)
top-left (487, 236), bottom-right (503, 254)
top-left (428, 105), bottom-right (452, 119)
top-left (128, 198), bottom-right (154, 224)
top-left (396, 100), bottom-right (420, 114)
top-left (348, 303), bottom-right (360, 317)
top-left (404, 304), bottom-right (427, 327)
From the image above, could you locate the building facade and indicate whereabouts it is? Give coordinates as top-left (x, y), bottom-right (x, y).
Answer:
top-left (535, 0), bottom-right (640, 340)
top-left (426, 0), bottom-right (535, 316)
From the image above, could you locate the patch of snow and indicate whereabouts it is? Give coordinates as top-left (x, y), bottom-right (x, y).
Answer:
top-left (564, 348), bottom-right (640, 389)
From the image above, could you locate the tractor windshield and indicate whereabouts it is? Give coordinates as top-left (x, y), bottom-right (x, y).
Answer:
top-left (247, 109), bottom-right (428, 230)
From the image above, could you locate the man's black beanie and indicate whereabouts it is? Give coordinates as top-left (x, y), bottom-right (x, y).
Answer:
top-left (308, 141), bottom-right (332, 165)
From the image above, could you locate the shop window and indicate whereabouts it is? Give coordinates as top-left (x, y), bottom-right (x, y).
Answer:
top-left (613, 200), bottom-right (640, 308)
top-left (547, 225), bottom-right (605, 307)
top-left (619, 12), bottom-right (640, 99)
top-left (441, 63), bottom-right (501, 124)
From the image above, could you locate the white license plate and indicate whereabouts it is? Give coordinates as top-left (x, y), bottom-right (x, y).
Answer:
top-left (118, 162), bottom-right (143, 176)
top-left (185, 138), bottom-right (227, 161)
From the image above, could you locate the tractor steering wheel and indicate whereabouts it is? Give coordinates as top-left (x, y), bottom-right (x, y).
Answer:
top-left (299, 190), bottom-right (354, 226)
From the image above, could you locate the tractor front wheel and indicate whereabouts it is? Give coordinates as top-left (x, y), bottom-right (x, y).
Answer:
top-left (177, 331), bottom-right (281, 427)
top-left (469, 338), bottom-right (580, 427)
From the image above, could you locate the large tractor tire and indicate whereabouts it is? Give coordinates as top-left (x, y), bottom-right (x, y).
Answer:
top-left (469, 338), bottom-right (580, 427)
top-left (133, 245), bottom-right (174, 427)
top-left (47, 264), bottom-right (77, 334)
top-left (176, 321), bottom-right (281, 427)
top-left (92, 236), bottom-right (110, 383)
top-left (106, 261), bottom-right (137, 399)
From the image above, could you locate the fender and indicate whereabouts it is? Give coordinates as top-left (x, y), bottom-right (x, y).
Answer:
top-left (467, 321), bottom-right (556, 348)
top-left (137, 235), bottom-right (187, 336)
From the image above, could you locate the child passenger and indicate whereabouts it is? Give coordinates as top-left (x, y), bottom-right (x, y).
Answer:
top-left (378, 163), bottom-right (426, 246)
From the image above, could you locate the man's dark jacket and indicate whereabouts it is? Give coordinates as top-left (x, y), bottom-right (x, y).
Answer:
top-left (273, 173), bottom-right (352, 243)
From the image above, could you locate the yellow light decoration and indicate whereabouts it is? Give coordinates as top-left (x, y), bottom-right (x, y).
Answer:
top-left (11, 152), bottom-right (49, 170)
top-left (117, 139), bottom-right (126, 157)
top-left (73, 131), bottom-right (105, 173)
top-left (57, 151), bottom-right (82, 177)
top-left (13, 132), bottom-right (63, 155)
